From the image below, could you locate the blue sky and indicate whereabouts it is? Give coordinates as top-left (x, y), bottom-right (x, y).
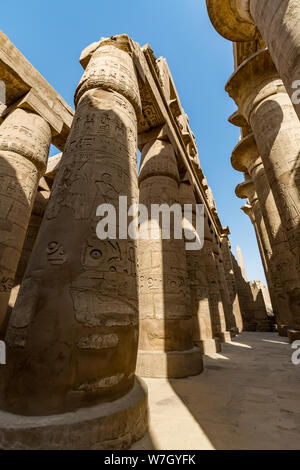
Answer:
top-left (1, 0), bottom-right (265, 282)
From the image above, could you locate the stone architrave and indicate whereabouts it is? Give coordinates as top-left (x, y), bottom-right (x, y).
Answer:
top-left (178, 179), bottom-right (221, 354)
top-left (226, 49), bottom-right (300, 336)
top-left (136, 138), bottom-right (203, 378)
top-left (206, 0), bottom-right (300, 120)
top-left (0, 35), bottom-right (148, 450)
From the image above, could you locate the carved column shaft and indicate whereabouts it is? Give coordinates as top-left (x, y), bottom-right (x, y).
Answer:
top-left (136, 139), bottom-right (203, 377)
top-left (179, 180), bottom-right (221, 354)
top-left (232, 133), bottom-right (297, 331)
top-left (226, 49), bottom-right (300, 331)
top-left (2, 179), bottom-right (51, 336)
top-left (204, 217), bottom-right (230, 343)
top-left (238, 182), bottom-right (285, 329)
top-left (0, 108), bottom-right (51, 328)
top-left (206, 0), bottom-right (300, 119)
top-left (249, 0), bottom-right (300, 120)
top-left (221, 234), bottom-right (243, 332)
top-left (0, 36), bottom-right (148, 450)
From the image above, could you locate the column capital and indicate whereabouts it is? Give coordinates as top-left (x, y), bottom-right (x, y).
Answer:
top-left (231, 133), bottom-right (259, 173)
top-left (206, 0), bottom-right (257, 41)
top-left (235, 178), bottom-right (256, 201)
top-left (75, 34), bottom-right (142, 116)
top-left (228, 110), bottom-right (248, 128)
top-left (225, 48), bottom-right (283, 121)
top-left (79, 34), bottom-right (135, 70)
top-left (241, 203), bottom-right (255, 224)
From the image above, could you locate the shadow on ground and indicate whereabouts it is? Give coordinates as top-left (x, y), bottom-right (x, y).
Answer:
top-left (132, 332), bottom-right (300, 450)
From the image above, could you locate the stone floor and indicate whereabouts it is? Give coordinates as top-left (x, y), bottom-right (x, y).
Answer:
top-left (132, 332), bottom-right (300, 450)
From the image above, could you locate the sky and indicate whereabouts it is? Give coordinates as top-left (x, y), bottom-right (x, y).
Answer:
top-left (1, 0), bottom-right (266, 282)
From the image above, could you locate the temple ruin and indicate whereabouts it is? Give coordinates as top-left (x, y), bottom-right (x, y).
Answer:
top-left (0, 0), bottom-right (299, 448)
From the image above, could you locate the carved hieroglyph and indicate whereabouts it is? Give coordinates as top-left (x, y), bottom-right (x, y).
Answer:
top-left (220, 232), bottom-right (243, 333)
top-left (3, 178), bottom-right (52, 335)
top-left (206, 0), bottom-right (300, 120)
top-left (203, 216), bottom-right (230, 342)
top-left (226, 49), bottom-right (300, 330)
top-left (179, 179), bottom-right (221, 354)
top-left (0, 107), bottom-right (51, 328)
top-left (232, 134), bottom-right (298, 330)
top-left (0, 35), bottom-right (147, 450)
top-left (236, 180), bottom-right (278, 330)
top-left (136, 139), bottom-right (203, 377)
top-left (215, 241), bottom-right (237, 333)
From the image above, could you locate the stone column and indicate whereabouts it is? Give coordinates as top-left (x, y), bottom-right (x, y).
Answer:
top-left (230, 245), bottom-right (256, 330)
top-left (0, 35), bottom-right (148, 450)
top-left (206, 0), bottom-right (300, 120)
top-left (214, 241), bottom-right (237, 335)
top-left (136, 139), bottom-right (203, 377)
top-left (178, 179), bottom-right (220, 354)
top-left (232, 133), bottom-right (297, 334)
top-left (226, 49), bottom-right (300, 338)
top-left (204, 217), bottom-right (231, 343)
top-left (221, 231), bottom-right (243, 333)
top-left (241, 203), bottom-right (273, 304)
top-left (236, 180), bottom-right (281, 330)
top-left (1, 178), bottom-right (52, 337)
top-left (0, 104), bottom-right (52, 329)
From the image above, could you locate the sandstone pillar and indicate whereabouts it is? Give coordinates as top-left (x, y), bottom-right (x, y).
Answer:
top-left (232, 133), bottom-right (297, 333)
top-left (0, 178), bottom-right (52, 337)
top-left (214, 242), bottom-right (236, 335)
top-left (226, 49), bottom-right (300, 336)
top-left (0, 105), bottom-right (52, 328)
top-left (178, 179), bottom-right (220, 354)
top-left (0, 35), bottom-right (148, 450)
top-left (204, 217), bottom-right (231, 343)
top-left (206, 0), bottom-right (300, 120)
top-left (220, 231), bottom-right (243, 333)
top-left (230, 244), bottom-right (257, 330)
top-left (136, 139), bottom-right (203, 377)
top-left (236, 180), bottom-right (282, 330)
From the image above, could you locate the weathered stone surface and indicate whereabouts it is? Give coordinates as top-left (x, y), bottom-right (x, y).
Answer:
top-left (136, 139), bottom-right (203, 377)
top-left (0, 31), bottom-right (73, 150)
top-left (204, 217), bottom-right (229, 343)
top-left (0, 35), bottom-right (148, 450)
top-left (227, 48), bottom-right (300, 331)
top-left (236, 180), bottom-right (278, 331)
top-left (232, 133), bottom-right (297, 331)
top-left (221, 231), bottom-right (243, 333)
top-left (206, 0), bottom-right (300, 120)
top-left (0, 107), bottom-right (52, 328)
top-left (0, 377), bottom-right (148, 450)
top-left (2, 178), bottom-right (52, 336)
top-left (179, 179), bottom-right (221, 355)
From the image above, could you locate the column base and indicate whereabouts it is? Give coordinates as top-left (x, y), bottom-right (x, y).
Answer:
top-left (288, 329), bottom-right (300, 343)
top-left (194, 338), bottom-right (221, 355)
top-left (278, 324), bottom-right (289, 337)
top-left (216, 331), bottom-right (232, 343)
top-left (136, 347), bottom-right (203, 378)
top-left (0, 377), bottom-right (148, 450)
